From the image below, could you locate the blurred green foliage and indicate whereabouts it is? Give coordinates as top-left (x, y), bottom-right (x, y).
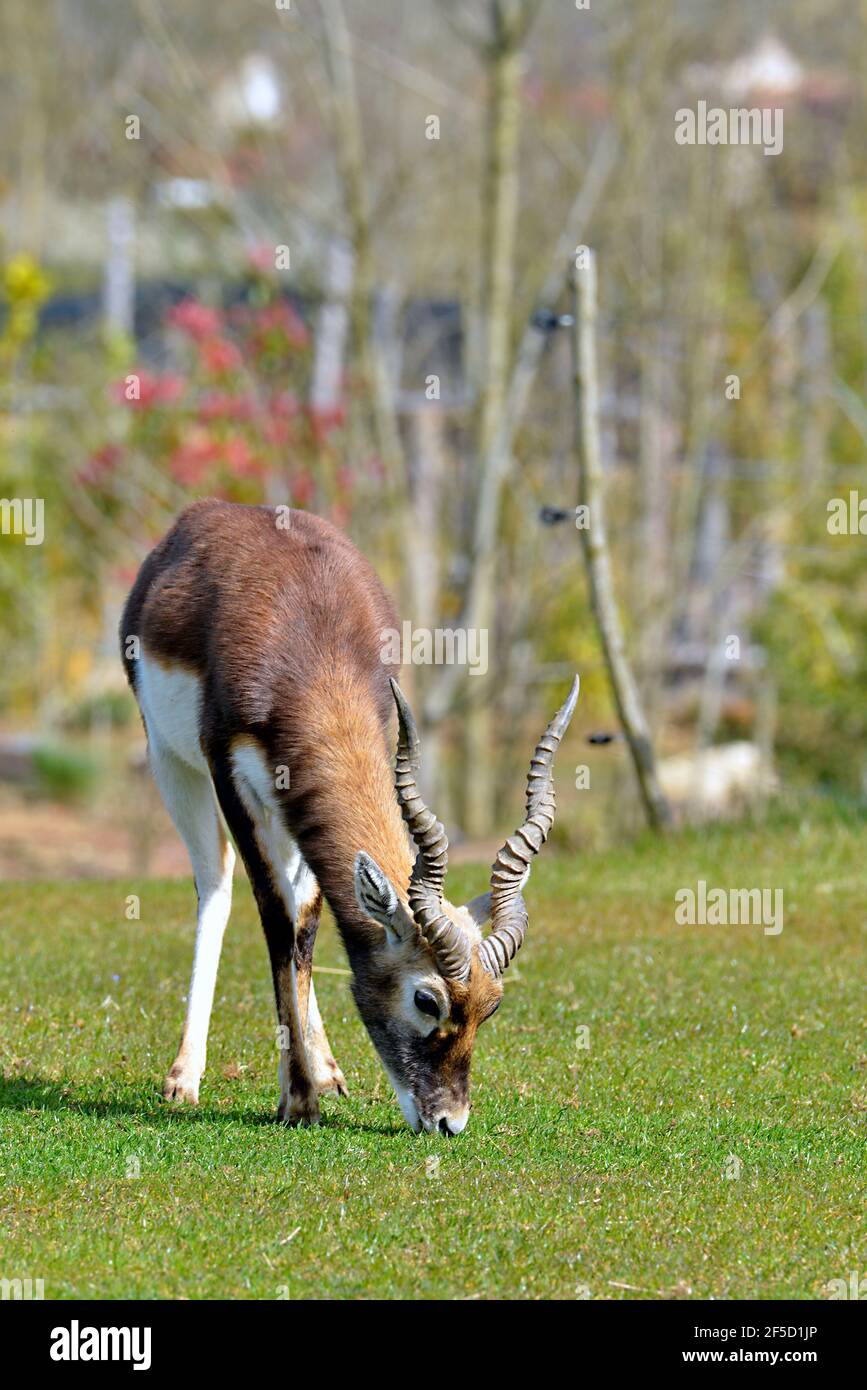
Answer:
top-left (32, 743), bottom-right (101, 802)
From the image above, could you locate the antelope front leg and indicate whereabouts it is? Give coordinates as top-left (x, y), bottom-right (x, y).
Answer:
top-left (293, 869), bottom-right (348, 1098)
top-left (272, 956), bottom-right (320, 1127)
top-left (210, 754), bottom-right (320, 1127)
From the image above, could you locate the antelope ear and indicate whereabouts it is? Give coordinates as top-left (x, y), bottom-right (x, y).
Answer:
top-left (462, 891), bottom-right (492, 927)
top-left (354, 852), bottom-right (417, 944)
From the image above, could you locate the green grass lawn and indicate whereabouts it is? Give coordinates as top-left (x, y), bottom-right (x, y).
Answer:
top-left (1, 805), bottom-right (865, 1300)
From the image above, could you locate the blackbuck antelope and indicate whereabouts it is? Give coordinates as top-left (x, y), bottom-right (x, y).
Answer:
top-left (121, 500), bottom-right (578, 1134)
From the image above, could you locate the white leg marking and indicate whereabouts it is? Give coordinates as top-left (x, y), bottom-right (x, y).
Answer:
top-left (230, 744), bottom-right (348, 1106)
top-left (292, 860), bottom-right (348, 1097)
top-left (148, 738), bottom-right (234, 1103)
top-left (229, 745), bottom-right (320, 1122)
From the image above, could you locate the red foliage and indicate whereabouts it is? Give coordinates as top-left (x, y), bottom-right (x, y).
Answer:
top-left (222, 434), bottom-right (264, 479)
top-left (200, 336), bottom-right (244, 376)
top-left (254, 300), bottom-right (309, 348)
top-left (168, 431), bottom-right (221, 487)
top-left (263, 417), bottom-right (292, 447)
top-left (270, 390), bottom-right (300, 419)
top-left (198, 390), bottom-right (257, 423)
top-left (245, 242), bottom-right (277, 274)
top-left (112, 368), bottom-right (186, 409)
top-left (78, 443), bottom-right (123, 486)
top-left (307, 402), bottom-right (346, 444)
top-left (96, 295), bottom-right (354, 514)
top-left (166, 298), bottom-right (224, 342)
top-left (291, 473), bottom-right (315, 506)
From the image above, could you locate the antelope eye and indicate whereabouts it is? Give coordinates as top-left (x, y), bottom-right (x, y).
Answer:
top-left (414, 989), bottom-right (441, 1020)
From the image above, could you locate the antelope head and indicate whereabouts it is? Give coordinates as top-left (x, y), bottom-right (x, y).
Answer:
top-left (353, 674), bottom-right (579, 1135)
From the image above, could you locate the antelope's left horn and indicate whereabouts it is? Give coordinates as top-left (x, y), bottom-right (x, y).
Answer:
top-left (478, 675), bottom-right (579, 978)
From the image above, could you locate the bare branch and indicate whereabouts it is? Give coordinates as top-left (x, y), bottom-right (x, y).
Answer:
top-left (424, 124), bottom-right (617, 723)
top-left (571, 252), bottom-right (672, 831)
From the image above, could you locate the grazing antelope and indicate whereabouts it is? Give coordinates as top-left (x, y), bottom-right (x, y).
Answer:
top-left (120, 499), bottom-right (577, 1134)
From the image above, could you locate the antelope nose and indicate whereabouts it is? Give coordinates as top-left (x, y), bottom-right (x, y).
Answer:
top-left (437, 1108), bottom-right (469, 1137)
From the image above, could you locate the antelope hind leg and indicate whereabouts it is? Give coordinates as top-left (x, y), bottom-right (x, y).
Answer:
top-left (147, 741), bottom-right (235, 1105)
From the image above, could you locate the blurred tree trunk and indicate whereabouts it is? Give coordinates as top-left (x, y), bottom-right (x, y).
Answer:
top-left (317, 0), bottom-right (416, 610)
top-left (310, 235), bottom-right (353, 415)
top-left (321, 0), bottom-right (614, 837)
top-left (801, 301), bottom-right (831, 489)
top-left (307, 232), bottom-right (354, 511)
top-left (461, 0), bottom-right (527, 837)
top-left (12, 2), bottom-right (48, 257)
top-left (637, 341), bottom-right (670, 732)
top-left (572, 252), bottom-right (671, 831)
top-left (423, 132), bottom-right (616, 832)
top-left (102, 195), bottom-right (137, 339)
top-left (407, 407), bottom-right (450, 814)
